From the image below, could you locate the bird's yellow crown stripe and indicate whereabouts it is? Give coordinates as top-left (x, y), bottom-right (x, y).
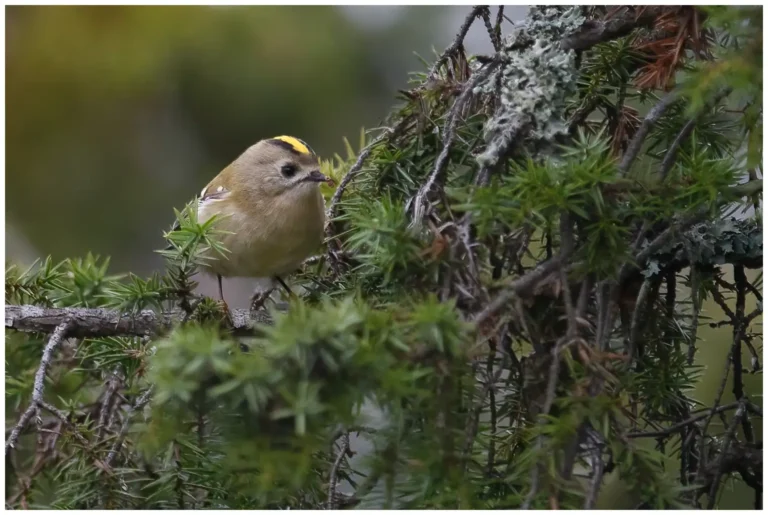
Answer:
top-left (273, 135), bottom-right (311, 155)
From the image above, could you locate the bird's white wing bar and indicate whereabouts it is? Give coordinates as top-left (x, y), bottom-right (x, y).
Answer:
top-left (197, 185), bottom-right (231, 223)
top-left (199, 184), bottom-right (230, 202)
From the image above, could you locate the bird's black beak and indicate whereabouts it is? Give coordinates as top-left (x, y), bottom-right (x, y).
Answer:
top-left (304, 170), bottom-right (332, 184)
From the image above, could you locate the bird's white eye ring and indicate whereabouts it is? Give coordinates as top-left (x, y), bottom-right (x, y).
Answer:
top-left (281, 163), bottom-right (298, 178)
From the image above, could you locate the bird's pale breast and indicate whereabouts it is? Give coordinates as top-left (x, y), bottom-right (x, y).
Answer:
top-left (198, 186), bottom-right (324, 278)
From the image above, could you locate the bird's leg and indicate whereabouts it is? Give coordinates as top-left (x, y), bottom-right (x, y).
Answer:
top-left (217, 274), bottom-right (235, 327)
top-left (217, 274), bottom-right (225, 303)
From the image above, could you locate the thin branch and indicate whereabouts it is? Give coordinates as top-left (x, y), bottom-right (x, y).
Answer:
top-left (37, 401), bottom-right (91, 447)
top-left (462, 349), bottom-right (509, 466)
top-left (410, 60), bottom-right (499, 226)
top-left (327, 431), bottom-right (350, 510)
top-left (706, 403), bottom-right (746, 509)
top-left (687, 265), bottom-right (701, 365)
top-left (626, 402), bottom-right (741, 439)
top-left (701, 345), bottom-right (733, 438)
top-left (618, 90), bottom-right (679, 176)
top-left (494, 6), bottom-right (504, 50)
top-left (104, 387), bottom-right (154, 468)
top-left (325, 128), bottom-right (393, 223)
top-left (6, 319), bottom-right (73, 455)
top-left (620, 208), bottom-right (711, 283)
top-left (5, 405), bottom-right (39, 456)
top-left (584, 442), bottom-right (606, 509)
top-left (659, 88), bottom-right (732, 182)
top-left (522, 219), bottom-right (580, 508)
top-left (485, 340), bottom-right (499, 477)
top-left (324, 128), bottom-right (395, 260)
top-left (627, 278), bottom-right (652, 362)
top-left (96, 368), bottom-right (123, 440)
top-left (473, 255), bottom-right (565, 327)
top-left (428, 5), bottom-right (487, 79)
top-left (732, 265), bottom-right (747, 401)
top-left (479, 6), bottom-right (501, 52)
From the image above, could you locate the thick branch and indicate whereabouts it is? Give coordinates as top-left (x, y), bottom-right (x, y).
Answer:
top-left (561, 7), bottom-right (664, 51)
top-left (6, 304), bottom-right (270, 338)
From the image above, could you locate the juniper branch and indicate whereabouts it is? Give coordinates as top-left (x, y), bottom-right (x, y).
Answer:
top-left (5, 304), bottom-right (269, 338)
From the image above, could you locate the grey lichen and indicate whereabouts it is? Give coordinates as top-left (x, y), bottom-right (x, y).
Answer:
top-left (642, 217), bottom-right (763, 277)
top-left (476, 6), bottom-right (586, 168)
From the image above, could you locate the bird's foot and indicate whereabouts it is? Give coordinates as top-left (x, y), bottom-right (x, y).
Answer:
top-left (249, 288), bottom-right (275, 316)
top-left (215, 299), bottom-right (235, 328)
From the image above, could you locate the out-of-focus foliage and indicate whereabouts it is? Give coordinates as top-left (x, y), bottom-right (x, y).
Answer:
top-left (6, 6), bottom-right (447, 272)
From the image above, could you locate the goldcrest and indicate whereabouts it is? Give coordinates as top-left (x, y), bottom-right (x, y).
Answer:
top-left (172, 136), bottom-right (332, 303)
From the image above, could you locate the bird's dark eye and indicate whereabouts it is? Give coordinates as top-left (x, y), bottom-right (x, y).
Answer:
top-left (281, 164), bottom-right (297, 178)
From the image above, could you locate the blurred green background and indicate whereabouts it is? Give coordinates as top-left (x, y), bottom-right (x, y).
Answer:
top-left (6, 5), bottom-right (525, 278)
top-left (5, 6), bottom-right (760, 509)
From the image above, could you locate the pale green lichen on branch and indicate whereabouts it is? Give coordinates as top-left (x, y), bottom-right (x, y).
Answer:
top-left (476, 6), bottom-right (585, 168)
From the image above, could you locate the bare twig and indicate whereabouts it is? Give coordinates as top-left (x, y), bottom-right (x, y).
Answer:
top-left (687, 266), bottom-right (701, 365)
top-left (706, 403), bottom-right (746, 509)
top-left (731, 265), bottom-right (747, 401)
top-left (584, 442), bottom-right (606, 509)
top-left (104, 387), bottom-right (154, 468)
top-left (493, 6), bottom-right (504, 50)
top-left (485, 340), bottom-right (499, 477)
top-left (410, 60), bottom-right (499, 226)
top-left (479, 6), bottom-right (501, 51)
top-left (462, 349), bottom-right (509, 466)
top-left (97, 368), bottom-right (123, 440)
top-left (38, 401), bottom-right (91, 447)
top-left (327, 431), bottom-right (350, 510)
top-left (627, 278), bottom-right (652, 362)
top-left (5, 405), bottom-right (40, 456)
top-left (324, 128), bottom-right (395, 264)
top-left (701, 345), bottom-right (733, 438)
top-left (428, 6), bottom-right (487, 79)
top-left (6, 319), bottom-right (73, 455)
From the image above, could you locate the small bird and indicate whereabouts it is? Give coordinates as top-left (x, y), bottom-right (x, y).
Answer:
top-left (169, 136), bottom-right (332, 309)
